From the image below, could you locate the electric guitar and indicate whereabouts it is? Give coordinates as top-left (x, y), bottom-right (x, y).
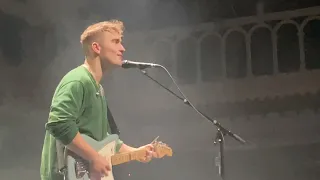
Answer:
top-left (65, 134), bottom-right (173, 180)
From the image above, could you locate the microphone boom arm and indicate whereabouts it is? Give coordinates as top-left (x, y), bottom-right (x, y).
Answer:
top-left (139, 64), bottom-right (246, 180)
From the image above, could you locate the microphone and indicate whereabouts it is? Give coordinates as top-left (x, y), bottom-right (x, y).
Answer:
top-left (121, 60), bottom-right (160, 69)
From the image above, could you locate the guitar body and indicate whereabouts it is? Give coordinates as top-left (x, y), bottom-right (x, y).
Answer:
top-left (64, 134), bottom-right (173, 180)
top-left (66, 134), bottom-right (119, 180)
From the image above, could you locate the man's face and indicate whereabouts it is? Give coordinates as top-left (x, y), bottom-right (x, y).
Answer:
top-left (92, 31), bottom-right (125, 69)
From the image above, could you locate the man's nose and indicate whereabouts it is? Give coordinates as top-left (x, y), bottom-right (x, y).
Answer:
top-left (119, 44), bottom-right (125, 52)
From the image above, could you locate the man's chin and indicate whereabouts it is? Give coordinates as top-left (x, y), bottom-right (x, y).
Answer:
top-left (110, 61), bottom-right (122, 68)
top-left (114, 60), bottom-right (123, 68)
top-left (101, 61), bottom-right (120, 71)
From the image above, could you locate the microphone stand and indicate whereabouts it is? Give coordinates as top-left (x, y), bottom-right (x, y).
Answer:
top-left (138, 65), bottom-right (246, 180)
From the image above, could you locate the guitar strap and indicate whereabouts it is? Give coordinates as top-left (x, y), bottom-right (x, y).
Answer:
top-left (107, 105), bottom-right (120, 135)
top-left (102, 84), bottom-right (120, 135)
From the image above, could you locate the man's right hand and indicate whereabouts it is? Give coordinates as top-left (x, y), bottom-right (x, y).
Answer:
top-left (89, 154), bottom-right (111, 179)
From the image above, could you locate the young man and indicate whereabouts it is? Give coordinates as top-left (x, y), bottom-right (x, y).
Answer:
top-left (40, 20), bottom-right (159, 180)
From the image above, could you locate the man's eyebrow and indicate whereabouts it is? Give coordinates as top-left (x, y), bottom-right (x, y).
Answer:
top-left (112, 38), bottom-right (122, 42)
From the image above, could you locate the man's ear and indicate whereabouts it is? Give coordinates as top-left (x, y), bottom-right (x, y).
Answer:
top-left (91, 42), bottom-right (101, 54)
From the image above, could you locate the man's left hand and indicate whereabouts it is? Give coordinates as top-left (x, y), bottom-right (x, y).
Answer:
top-left (136, 144), bottom-right (160, 163)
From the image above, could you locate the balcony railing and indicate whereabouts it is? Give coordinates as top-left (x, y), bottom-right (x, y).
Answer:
top-left (146, 6), bottom-right (320, 84)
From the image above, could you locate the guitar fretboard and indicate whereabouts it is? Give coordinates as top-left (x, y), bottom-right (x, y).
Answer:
top-left (111, 149), bottom-right (146, 165)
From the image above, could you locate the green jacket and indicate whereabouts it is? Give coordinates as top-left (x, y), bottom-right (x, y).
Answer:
top-left (40, 66), bottom-right (123, 180)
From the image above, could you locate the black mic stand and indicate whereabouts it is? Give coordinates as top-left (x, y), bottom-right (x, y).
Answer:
top-left (139, 66), bottom-right (246, 180)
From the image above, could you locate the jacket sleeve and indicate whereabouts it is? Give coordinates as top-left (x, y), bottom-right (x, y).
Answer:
top-left (45, 81), bottom-right (85, 145)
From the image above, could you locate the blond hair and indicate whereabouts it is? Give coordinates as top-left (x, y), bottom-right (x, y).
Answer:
top-left (80, 19), bottom-right (124, 55)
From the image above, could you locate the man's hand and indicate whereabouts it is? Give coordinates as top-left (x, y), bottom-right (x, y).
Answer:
top-left (136, 144), bottom-right (160, 163)
top-left (89, 154), bottom-right (111, 179)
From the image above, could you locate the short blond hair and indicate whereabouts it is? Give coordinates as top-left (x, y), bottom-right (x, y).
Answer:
top-left (80, 19), bottom-right (124, 55)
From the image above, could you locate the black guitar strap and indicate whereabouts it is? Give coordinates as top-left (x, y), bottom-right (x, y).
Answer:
top-left (107, 105), bottom-right (120, 135)
top-left (100, 84), bottom-right (120, 135)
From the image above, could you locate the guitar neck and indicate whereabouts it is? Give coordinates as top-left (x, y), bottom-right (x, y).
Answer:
top-left (111, 149), bottom-right (146, 165)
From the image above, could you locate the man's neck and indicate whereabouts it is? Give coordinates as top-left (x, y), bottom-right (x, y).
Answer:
top-left (83, 57), bottom-right (104, 84)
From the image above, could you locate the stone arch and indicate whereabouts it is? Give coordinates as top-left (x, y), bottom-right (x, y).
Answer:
top-left (248, 23), bottom-right (272, 36)
top-left (300, 16), bottom-right (320, 30)
top-left (198, 32), bottom-right (223, 81)
top-left (224, 28), bottom-right (247, 78)
top-left (274, 20), bottom-right (300, 73)
top-left (175, 36), bottom-right (198, 84)
top-left (273, 20), bottom-right (300, 33)
top-left (249, 23), bottom-right (273, 76)
top-left (223, 27), bottom-right (247, 40)
top-left (300, 16), bottom-right (320, 70)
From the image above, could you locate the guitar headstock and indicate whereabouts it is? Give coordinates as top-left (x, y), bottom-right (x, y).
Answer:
top-left (152, 140), bottom-right (173, 158)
